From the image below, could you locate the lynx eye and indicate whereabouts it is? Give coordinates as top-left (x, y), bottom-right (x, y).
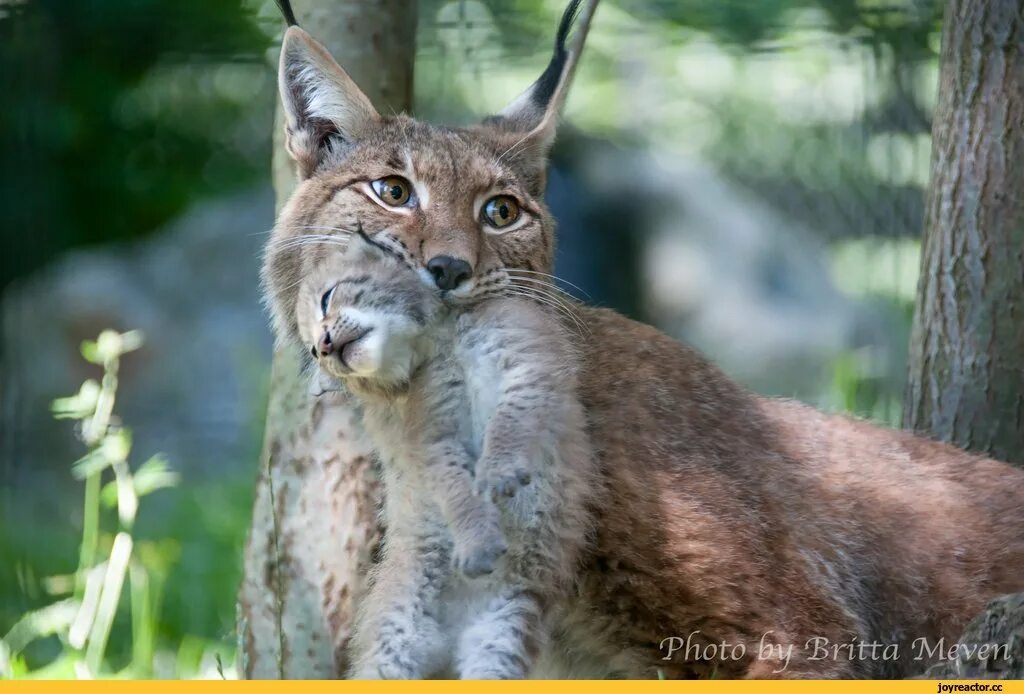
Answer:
top-left (371, 176), bottom-right (413, 207)
top-left (482, 195), bottom-right (520, 230)
top-left (319, 285), bottom-right (336, 317)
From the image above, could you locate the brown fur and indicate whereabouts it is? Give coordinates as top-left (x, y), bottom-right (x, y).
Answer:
top-left (561, 308), bottom-right (1024, 678)
top-left (263, 7), bottom-right (1024, 679)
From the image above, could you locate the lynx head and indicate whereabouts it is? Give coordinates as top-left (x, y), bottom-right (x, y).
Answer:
top-left (263, 0), bottom-right (596, 350)
top-left (296, 237), bottom-right (443, 390)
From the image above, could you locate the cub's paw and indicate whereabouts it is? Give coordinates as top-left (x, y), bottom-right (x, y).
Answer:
top-left (348, 666), bottom-right (382, 680)
top-left (475, 459), bottom-right (532, 501)
top-left (375, 662), bottom-right (414, 680)
top-left (453, 526), bottom-right (508, 578)
top-left (349, 657), bottom-right (416, 680)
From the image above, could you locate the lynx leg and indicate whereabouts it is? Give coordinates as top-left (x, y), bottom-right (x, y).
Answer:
top-left (423, 440), bottom-right (508, 578)
top-left (455, 587), bottom-right (543, 679)
top-left (348, 538), bottom-right (450, 679)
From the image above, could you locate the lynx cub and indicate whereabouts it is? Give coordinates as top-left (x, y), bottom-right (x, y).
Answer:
top-left (296, 237), bottom-right (595, 679)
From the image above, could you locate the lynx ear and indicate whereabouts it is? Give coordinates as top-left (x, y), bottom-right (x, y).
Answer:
top-left (278, 26), bottom-right (380, 178)
top-left (493, 0), bottom-right (597, 146)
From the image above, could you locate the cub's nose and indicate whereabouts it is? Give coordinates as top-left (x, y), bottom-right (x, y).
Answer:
top-left (317, 331), bottom-right (334, 357)
top-left (426, 255), bottom-right (472, 291)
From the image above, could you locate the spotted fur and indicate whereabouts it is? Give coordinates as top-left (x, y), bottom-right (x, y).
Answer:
top-left (295, 240), bottom-right (595, 678)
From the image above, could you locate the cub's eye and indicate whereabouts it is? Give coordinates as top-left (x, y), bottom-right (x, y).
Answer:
top-left (320, 285), bottom-right (336, 317)
top-left (482, 195), bottom-right (520, 230)
top-left (371, 176), bottom-right (414, 207)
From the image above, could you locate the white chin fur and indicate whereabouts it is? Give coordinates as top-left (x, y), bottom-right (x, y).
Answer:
top-left (347, 327), bottom-right (418, 383)
top-left (447, 278), bottom-right (476, 299)
top-left (346, 330), bottom-right (385, 376)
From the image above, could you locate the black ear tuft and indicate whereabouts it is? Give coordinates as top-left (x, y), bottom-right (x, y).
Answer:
top-left (487, 0), bottom-right (595, 177)
top-left (531, 0), bottom-right (582, 108)
top-left (275, 0), bottom-right (299, 27)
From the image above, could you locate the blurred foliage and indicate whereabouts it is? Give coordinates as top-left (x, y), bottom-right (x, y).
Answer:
top-left (824, 237), bottom-right (919, 425)
top-left (0, 0), bottom-right (945, 289)
top-left (424, 0), bottom-right (940, 55)
top-left (0, 479), bottom-right (250, 678)
top-left (636, 0), bottom-right (940, 54)
top-left (420, 0), bottom-right (941, 235)
top-left (5, 331), bottom-right (165, 676)
top-left (0, 330), bottom-right (247, 678)
top-left (0, 0), bottom-right (271, 290)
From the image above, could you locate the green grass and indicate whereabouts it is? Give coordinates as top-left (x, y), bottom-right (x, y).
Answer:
top-left (1, 476), bottom-right (251, 679)
top-left (1, 331), bottom-right (255, 680)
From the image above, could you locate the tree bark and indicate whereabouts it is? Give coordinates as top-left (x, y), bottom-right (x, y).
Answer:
top-left (921, 593), bottom-right (1024, 679)
top-left (238, 1), bottom-right (416, 678)
top-left (903, 0), bottom-right (1024, 465)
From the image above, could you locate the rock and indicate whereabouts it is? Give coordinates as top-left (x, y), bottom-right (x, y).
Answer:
top-left (549, 136), bottom-right (898, 400)
top-left (0, 186), bottom-right (274, 517)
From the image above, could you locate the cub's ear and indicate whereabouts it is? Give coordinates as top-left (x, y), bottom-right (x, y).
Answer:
top-left (278, 26), bottom-right (380, 179)
top-left (491, 0), bottom-right (598, 150)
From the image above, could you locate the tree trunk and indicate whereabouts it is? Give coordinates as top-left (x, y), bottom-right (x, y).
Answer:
top-left (921, 593), bottom-right (1024, 679)
top-left (903, 0), bottom-right (1024, 465)
top-left (238, 1), bottom-right (416, 678)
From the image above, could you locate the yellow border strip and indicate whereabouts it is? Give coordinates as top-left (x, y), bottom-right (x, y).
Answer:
top-left (0, 682), bottom-right (1018, 692)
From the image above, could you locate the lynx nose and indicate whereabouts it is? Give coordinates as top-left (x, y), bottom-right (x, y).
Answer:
top-left (426, 255), bottom-right (472, 291)
top-left (317, 331), bottom-right (334, 357)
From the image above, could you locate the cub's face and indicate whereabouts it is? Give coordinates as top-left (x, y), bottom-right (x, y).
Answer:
top-left (296, 242), bottom-right (445, 387)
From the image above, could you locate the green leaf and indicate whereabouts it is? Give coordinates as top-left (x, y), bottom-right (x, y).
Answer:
top-left (120, 330), bottom-right (144, 354)
top-left (80, 340), bottom-right (101, 365)
top-left (99, 481), bottom-right (118, 508)
top-left (71, 431), bottom-right (132, 480)
top-left (1, 598), bottom-right (80, 656)
top-left (94, 331), bottom-right (121, 363)
top-left (100, 455), bottom-right (177, 508)
top-left (133, 456), bottom-right (179, 496)
top-left (92, 330), bottom-right (144, 364)
top-left (12, 651), bottom-right (81, 679)
top-left (100, 430), bottom-right (132, 465)
top-left (51, 380), bottom-right (101, 420)
top-left (71, 449), bottom-right (111, 480)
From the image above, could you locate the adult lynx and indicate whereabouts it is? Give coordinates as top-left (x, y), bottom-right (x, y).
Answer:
top-left (262, 0), bottom-right (1024, 678)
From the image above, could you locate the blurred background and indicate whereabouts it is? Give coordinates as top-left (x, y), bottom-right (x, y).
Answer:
top-left (0, 0), bottom-right (941, 679)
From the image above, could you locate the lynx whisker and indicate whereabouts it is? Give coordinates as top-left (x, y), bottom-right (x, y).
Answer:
top-left (269, 234), bottom-right (351, 252)
top-left (502, 286), bottom-right (590, 337)
top-left (505, 268), bottom-right (591, 299)
top-left (271, 240), bottom-right (349, 256)
top-left (506, 277), bottom-right (584, 312)
top-left (503, 289), bottom-right (588, 338)
top-left (507, 282), bottom-right (587, 326)
top-left (273, 235), bottom-right (349, 247)
top-left (294, 224), bottom-right (359, 234)
top-left (273, 224), bottom-right (359, 239)
top-left (506, 275), bottom-right (584, 304)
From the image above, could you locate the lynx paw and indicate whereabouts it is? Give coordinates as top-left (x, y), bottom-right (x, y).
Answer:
top-left (349, 653), bottom-right (420, 680)
top-left (475, 461), bottom-right (532, 501)
top-left (348, 665), bottom-right (382, 680)
top-left (453, 526), bottom-right (508, 578)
